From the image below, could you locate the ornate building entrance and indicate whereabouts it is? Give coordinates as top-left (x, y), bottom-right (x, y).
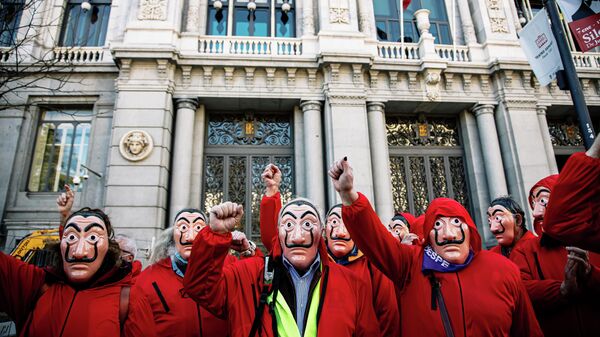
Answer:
top-left (387, 115), bottom-right (470, 216)
top-left (202, 113), bottom-right (295, 245)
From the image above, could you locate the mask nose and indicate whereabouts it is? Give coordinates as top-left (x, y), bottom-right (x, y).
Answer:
top-left (72, 240), bottom-right (88, 259)
top-left (533, 202), bottom-right (546, 219)
top-left (334, 224), bottom-right (349, 238)
top-left (290, 225), bottom-right (306, 244)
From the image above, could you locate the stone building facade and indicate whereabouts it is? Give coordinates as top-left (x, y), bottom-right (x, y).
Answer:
top-left (1, 0), bottom-right (599, 257)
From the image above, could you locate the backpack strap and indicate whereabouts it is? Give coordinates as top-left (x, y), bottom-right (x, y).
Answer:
top-left (427, 272), bottom-right (455, 337)
top-left (248, 255), bottom-right (276, 337)
top-left (119, 286), bottom-right (131, 331)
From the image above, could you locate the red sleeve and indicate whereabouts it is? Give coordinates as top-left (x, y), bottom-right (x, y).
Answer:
top-left (183, 227), bottom-right (233, 318)
top-left (123, 285), bottom-right (158, 337)
top-left (355, 277), bottom-right (382, 337)
top-left (545, 152), bottom-right (600, 252)
top-left (509, 267), bottom-right (544, 337)
top-left (509, 246), bottom-right (567, 311)
top-left (260, 192), bottom-right (281, 252)
top-left (342, 193), bottom-right (415, 291)
top-left (0, 252), bottom-right (46, 327)
top-left (369, 263), bottom-right (400, 336)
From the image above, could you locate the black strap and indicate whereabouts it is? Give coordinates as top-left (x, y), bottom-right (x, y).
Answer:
top-left (248, 256), bottom-right (276, 337)
top-left (428, 273), bottom-right (455, 337)
top-left (119, 286), bottom-right (131, 332)
top-left (533, 252), bottom-right (546, 280)
top-left (152, 282), bottom-right (170, 313)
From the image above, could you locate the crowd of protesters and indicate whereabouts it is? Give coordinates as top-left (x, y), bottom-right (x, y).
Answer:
top-left (1, 133), bottom-right (599, 337)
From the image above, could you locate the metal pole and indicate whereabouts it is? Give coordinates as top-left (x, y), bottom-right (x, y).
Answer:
top-left (545, 0), bottom-right (596, 149)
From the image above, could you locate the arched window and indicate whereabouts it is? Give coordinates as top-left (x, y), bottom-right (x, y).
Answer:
top-left (374, 0), bottom-right (452, 45)
top-left (207, 0), bottom-right (295, 37)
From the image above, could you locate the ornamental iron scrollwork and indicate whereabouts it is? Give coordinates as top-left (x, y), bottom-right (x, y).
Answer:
top-left (450, 157), bottom-right (469, 209)
top-left (386, 116), bottom-right (460, 147)
top-left (389, 156), bottom-right (409, 213)
top-left (430, 157), bottom-right (448, 198)
top-left (203, 156), bottom-right (225, 213)
top-left (251, 156), bottom-right (270, 237)
top-left (409, 157), bottom-right (429, 215)
top-left (207, 114), bottom-right (292, 146)
top-left (228, 156), bottom-right (247, 231)
top-left (547, 119), bottom-right (584, 147)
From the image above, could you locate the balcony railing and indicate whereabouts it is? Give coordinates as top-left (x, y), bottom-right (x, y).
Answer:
top-left (435, 45), bottom-right (471, 62)
top-left (198, 36), bottom-right (303, 56)
top-left (52, 47), bottom-right (107, 63)
top-left (377, 42), bottom-right (420, 60)
top-left (572, 51), bottom-right (600, 69)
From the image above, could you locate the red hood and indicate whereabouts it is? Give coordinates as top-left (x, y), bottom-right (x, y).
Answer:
top-left (399, 213), bottom-right (416, 228)
top-left (423, 198), bottom-right (482, 253)
top-left (412, 214), bottom-right (425, 245)
top-left (269, 231), bottom-right (332, 267)
top-left (528, 174), bottom-right (559, 210)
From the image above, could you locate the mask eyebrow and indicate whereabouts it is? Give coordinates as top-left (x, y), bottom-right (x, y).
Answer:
top-left (491, 209), bottom-right (504, 216)
top-left (300, 210), bottom-right (318, 219)
top-left (282, 211), bottom-right (298, 219)
top-left (534, 188), bottom-right (551, 198)
top-left (328, 212), bottom-right (341, 219)
top-left (177, 217), bottom-right (191, 224)
top-left (84, 223), bottom-right (105, 232)
top-left (64, 223), bottom-right (82, 232)
top-left (192, 217), bottom-right (206, 223)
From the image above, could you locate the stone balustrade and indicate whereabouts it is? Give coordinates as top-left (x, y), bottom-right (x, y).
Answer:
top-left (198, 36), bottom-right (303, 56)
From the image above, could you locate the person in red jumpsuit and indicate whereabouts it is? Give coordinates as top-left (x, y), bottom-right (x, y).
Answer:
top-left (183, 199), bottom-right (380, 337)
top-left (137, 208), bottom-right (257, 337)
top-left (259, 164), bottom-right (399, 336)
top-left (328, 157), bottom-right (542, 337)
top-left (388, 212), bottom-right (421, 245)
top-left (0, 207), bottom-right (156, 337)
top-left (511, 171), bottom-right (600, 337)
top-left (487, 196), bottom-right (535, 258)
top-left (544, 134), bottom-right (600, 253)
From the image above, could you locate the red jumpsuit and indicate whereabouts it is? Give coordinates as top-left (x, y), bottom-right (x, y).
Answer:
top-left (489, 231), bottom-right (536, 257)
top-left (260, 193), bottom-right (400, 336)
top-left (182, 227), bottom-right (381, 337)
top-left (510, 236), bottom-right (600, 337)
top-left (136, 256), bottom-right (235, 337)
top-left (544, 152), bottom-right (600, 252)
top-left (342, 193), bottom-right (543, 337)
top-left (529, 174), bottom-right (559, 236)
top-left (0, 252), bottom-right (156, 337)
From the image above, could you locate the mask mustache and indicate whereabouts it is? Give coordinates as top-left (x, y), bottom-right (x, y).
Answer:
top-left (330, 235), bottom-right (352, 242)
top-left (434, 226), bottom-right (466, 246)
top-left (64, 242), bottom-right (98, 263)
top-left (285, 230), bottom-right (314, 249)
top-left (491, 221), bottom-right (506, 235)
top-left (179, 233), bottom-right (194, 246)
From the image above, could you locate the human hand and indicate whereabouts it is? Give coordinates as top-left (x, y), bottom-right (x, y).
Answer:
top-left (328, 157), bottom-right (358, 205)
top-left (209, 202), bottom-right (244, 234)
top-left (585, 133), bottom-right (600, 158)
top-left (231, 230), bottom-right (251, 252)
top-left (401, 233), bottom-right (420, 245)
top-left (57, 184), bottom-right (75, 220)
top-left (261, 164), bottom-right (281, 197)
top-left (561, 256), bottom-right (581, 297)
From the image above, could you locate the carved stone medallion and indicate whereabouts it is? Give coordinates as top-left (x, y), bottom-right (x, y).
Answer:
top-left (119, 130), bottom-right (154, 162)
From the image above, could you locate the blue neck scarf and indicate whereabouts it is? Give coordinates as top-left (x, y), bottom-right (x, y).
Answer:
top-left (328, 244), bottom-right (359, 266)
top-left (171, 252), bottom-right (188, 277)
top-left (422, 245), bottom-right (474, 274)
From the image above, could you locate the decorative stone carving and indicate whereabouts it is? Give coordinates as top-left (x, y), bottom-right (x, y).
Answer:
top-left (414, 9), bottom-right (432, 37)
top-left (286, 68), bottom-right (297, 88)
top-left (581, 78), bottom-right (591, 95)
top-left (407, 72), bottom-right (418, 91)
top-left (503, 70), bottom-right (513, 90)
top-left (307, 69), bottom-right (318, 88)
top-left (480, 74), bottom-right (490, 93)
top-left (266, 68), bottom-right (276, 90)
top-left (351, 64), bottom-right (362, 86)
top-left (533, 76), bottom-right (541, 93)
top-left (203, 66), bottom-right (213, 86)
top-left (329, 64), bottom-right (341, 83)
top-left (370, 70), bottom-right (379, 89)
top-left (181, 66), bottom-right (192, 87)
top-left (120, 59), bottom-right (132, 81)
top-left (157, 59), bottom-right (169, 78)
top-left (329, 0), bottom-right (350, 24)
top-left (138, 0), bottom-right (168, 21)
top-left (462, 73), bottom-right (472, 92)
top-left (388, 71), bottom-right (399, 90)
top-left (245, 67), bottom-right (255, 89)
top-left (224, 67), bottom-right (235, 88)
top-left (486, 0), bottom-right (509, 33)
top-left (303, 1), bottom-right (315, 35)
top-left (444, 72), bottom-right (454, 91)
top-left (522, 71), bottom-right (532, 92)
top-left (119, 130), bottom-right (154, 162)
top-left (425, 70), bottom-right (441, 101)
top-left (548, 80), bottom-right (557, 95)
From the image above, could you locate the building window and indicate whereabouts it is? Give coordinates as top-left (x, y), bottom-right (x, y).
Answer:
top-left (387, 115), bottom-right (470, 215)
top-left (203, 113), bottom-right (294, 248)
top-left (28, 109), bottom-right (92, 192)
top-left (59, 0), bottom-right (111, 47)
top-left (374, 0), bottom-right (452, 44)
top-left (548, 116), bottom-right (599, 170)
top-left (207, 0), bottom-right (295, 37)
top-left (0, 0), bottom-right (24, 46)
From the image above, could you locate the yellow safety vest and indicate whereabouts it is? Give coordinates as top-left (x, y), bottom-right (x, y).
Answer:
top-left (267, 278), bottom-right (321, 337)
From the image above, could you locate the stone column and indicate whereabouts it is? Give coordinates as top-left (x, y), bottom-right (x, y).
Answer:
top-left (357, 0), bottom-right (376, 39)
top-left (186, 0), bottom-right (201, 32)
top-left (189, 104), bottom-right (206, 209)
top-left (170, 98), bottom-right (199, 221)
top-left (198, 0), bottom-right (209, 34)
top-left (301, 100), bottom-right (325, 209)
top-left (367, 102), bottom-right (394, 220)
top-left (457, 0), bottom-right (477, 44)
top-left (472, 104), bottom-right (508, 199)
top-left (303, 0), bottom-right (315, 36)
top-left (536, 105), bottom-right (559, 174)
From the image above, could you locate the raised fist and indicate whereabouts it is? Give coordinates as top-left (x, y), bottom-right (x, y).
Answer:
top-left (261, 164), bottom-right (281, 197)
top-left (401, 233), bottom-right (420, 246)
top-left (57, 184), bottom-right (75, 220)
top-left (328, 157), bottom-right (359, 206)
top-left (231, 230), bottom-right (251, 252)
top-left (209, 202), bottom-right (244, 234)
